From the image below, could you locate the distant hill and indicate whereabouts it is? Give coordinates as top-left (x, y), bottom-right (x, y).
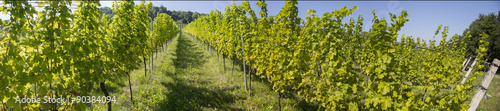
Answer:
top-left (99, 5), bottom-right (207, 24)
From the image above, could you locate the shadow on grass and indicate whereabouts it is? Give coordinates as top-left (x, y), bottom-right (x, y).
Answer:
top-left (158, 78), bottom-right (243, 111)
top-left (172, 34), bottom-right (206, 70)
top-left (157, 34), bottom-right (243, 110)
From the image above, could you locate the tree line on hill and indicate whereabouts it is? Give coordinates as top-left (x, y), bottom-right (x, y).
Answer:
top-left (457, 11), bottom-right (499, 61)
top-left (99, 5), bottom-right (206, 24)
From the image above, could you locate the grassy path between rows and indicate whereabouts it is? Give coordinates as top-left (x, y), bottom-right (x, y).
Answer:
top-left (87, 33), bottom-right (317, 110)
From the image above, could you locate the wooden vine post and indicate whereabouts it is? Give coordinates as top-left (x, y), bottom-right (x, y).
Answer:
top-left (241, 21), bottom-right (248, 91)
top-left (151, 18), bottom-right (154, 74)
top-left (468, 59), bottom-right (499, 111)
top-left (461, 58), bottom-right (478, 84)
top-left (463, 56), bottom-right (472, 71)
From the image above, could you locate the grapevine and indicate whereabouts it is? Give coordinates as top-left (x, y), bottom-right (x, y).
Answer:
top-left (183, 0), bottom-right (489, 110)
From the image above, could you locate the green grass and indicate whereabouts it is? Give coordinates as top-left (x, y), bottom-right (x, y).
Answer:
top-left (85, 33), bottom-right (317, 110)
top-left (470, 70), bottom-right (500, 111)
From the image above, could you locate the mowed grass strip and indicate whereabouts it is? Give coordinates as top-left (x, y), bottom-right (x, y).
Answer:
top-left (87, 33), bottom-right (318, 110)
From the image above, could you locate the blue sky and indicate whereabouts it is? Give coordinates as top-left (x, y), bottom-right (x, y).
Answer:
top-left (102, 1), bottom-right (500, 41)
top-left (0, 1), bottom-right (498, 43)
top-left (100, 1), bottom-right (499, 43)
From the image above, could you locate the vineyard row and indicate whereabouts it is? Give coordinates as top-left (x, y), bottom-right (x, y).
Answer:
top-left (183, 0), bottom-right (490, 110)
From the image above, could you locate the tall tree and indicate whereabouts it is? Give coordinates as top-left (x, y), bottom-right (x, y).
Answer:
top-left (462, 12), bottom-right (499, 61)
